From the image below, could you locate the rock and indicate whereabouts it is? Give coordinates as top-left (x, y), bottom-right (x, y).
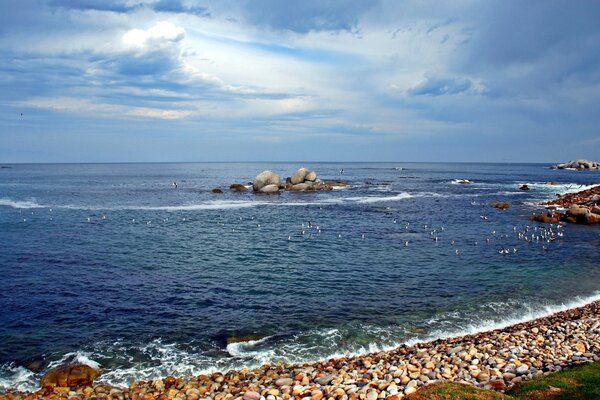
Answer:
top-left (530, 213), bottom-right (562, 224)
top-left (259, 184), bottom-right (280, 194)
top-left (404, 386), bottom-right (416, 395)
top-left (519, 184), bottom-right (530, 191)
top-left (253, 171), bottom-right (280, 192)
top-left (492, 202), bottom-right (510, 209)
top-left (551, 159), bottom-right (600, 170)
top-left (315, 375), bottom-right (335, 386)
top-left (244, 391), bottom-right (261, 400)
top-left (230, 183), bottom-right (247, 192)
top-left (289, 183), bottom-right (314, 191)
top-left (516, 364), bottom-right (529, 375)
top-left (584, 213), bottom-right (600, 224)
top-left (366, 389), bottom-right (378, 400)
top-left (41, 363), bottom-right (100, 388)
top-left (323, 180), bottom-right (348, 187)
top-left (305, 171), bottom-right (317, 182)
top-left (386, 384), bottom-right (398, 395)
top-left (275, 378), bottom-right (293, 387)
top-left (311, 389), bottom-right (324, 400)
top-left (574, 342), bottom-right (586, 353)
top-left (291, 168), bottom-right (311, 185)
top-left (212, 188), bottom-right (223, 193)
top-left (568, 205), bottom-right (590, 217)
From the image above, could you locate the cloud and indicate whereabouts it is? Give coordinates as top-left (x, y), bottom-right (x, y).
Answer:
top-left (49, 0), bottom-right (210, 16)
top-left (228, 0), bottom-right (378, 33)
top-left (406, 75), bottom-right (487, 97)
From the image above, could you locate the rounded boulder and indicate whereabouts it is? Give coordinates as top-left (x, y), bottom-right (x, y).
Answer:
top-left (253, 171), bottom-right (280, 191)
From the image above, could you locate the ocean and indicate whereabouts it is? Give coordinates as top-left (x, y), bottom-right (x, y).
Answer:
top-left (1, 162), bottom-right (599, 392)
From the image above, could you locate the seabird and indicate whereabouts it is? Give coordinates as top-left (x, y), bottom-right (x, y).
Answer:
top-left (404, 241), bottom-right (409, 246)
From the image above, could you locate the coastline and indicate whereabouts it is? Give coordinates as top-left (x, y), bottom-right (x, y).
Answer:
top-left (2, 299), bottom-right (598, 399)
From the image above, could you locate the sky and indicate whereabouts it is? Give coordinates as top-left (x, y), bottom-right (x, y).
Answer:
top-left (1, 0), bottom-right (600, 163)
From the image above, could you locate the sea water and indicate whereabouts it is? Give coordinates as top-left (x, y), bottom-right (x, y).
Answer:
top-left (0, 162), bottom-right (599, 391)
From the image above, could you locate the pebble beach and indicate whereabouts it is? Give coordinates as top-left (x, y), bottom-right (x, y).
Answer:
top-left (2, 300), bottom-right (598, 400)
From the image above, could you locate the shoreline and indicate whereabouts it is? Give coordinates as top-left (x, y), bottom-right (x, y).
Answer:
top-left (2, 299), bottom-right (598, 400)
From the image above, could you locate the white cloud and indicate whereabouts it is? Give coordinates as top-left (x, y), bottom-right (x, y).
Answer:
top-left (122, 21), bottom-right (185, 50)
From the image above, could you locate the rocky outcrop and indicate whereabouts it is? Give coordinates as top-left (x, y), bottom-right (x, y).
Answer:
top-left (243, 169), bottom-right (347, 193)
top-left (252, 171), bottom-right (281, 193)
top-left (533, 186), bottom-right (600, 224)
top-left (40, 363), bottom-right (100, 388)
top-left (492, 202), bottom-right (510, 209)
top-left (543, 185), bottom-right (600, 208)
top-left (551, 159), bottom-right (600, 170)
top-left (519, 184), bottom-right (530, 191)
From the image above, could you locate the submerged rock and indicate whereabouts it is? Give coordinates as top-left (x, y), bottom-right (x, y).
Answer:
top-left (519, 184), bottom-right (530, 191)
top-left (212, 188), bottom-right (223, 193)
top-left (492, 202), bottom-right (510, 209)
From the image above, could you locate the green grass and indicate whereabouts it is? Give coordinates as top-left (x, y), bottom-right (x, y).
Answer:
top-left (507, 361), bottom-right (600, 400)
top-left (406, 362), bottom-right (600, 400)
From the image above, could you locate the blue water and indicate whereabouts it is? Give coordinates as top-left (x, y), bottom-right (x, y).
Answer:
top-left (1, 162), bottom-right (599, 391)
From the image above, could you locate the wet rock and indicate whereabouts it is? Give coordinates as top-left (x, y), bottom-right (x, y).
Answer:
top-left (230, 183), bottom-right (247, 192)
top-left (41, 363), bottom-right (100, 388)
top-left (492, 202), bottom-right (510, 209)
top-left (212, 188), bottom-right (223, 193)
top-left (519, 184), bottom-right (530, 191)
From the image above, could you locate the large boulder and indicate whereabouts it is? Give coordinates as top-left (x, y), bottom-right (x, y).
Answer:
top-left (259, 184), bottom-right (280, 194)
top-left (253, 171), bottom-right (280, 192)
top-left (41, 363), bottom-right (100, 388)
top-left (290, 167), bottom-right (311, 185)
top-left (305, 171), bottom-right (317, 182)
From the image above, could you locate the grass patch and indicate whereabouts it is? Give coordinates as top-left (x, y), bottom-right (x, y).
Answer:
top-left (507, 362), bottom-right (600, 400)
top-left (405, 382), bottom-right (512, 400)
top-left (406, 362), bottom-right (600, 400)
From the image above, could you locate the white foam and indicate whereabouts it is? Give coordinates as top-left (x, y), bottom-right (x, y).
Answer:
top-left (0, 364), bottom-right (38, 393)
top-left (47, 352), bottom-right (101, 370)
top-left (345, 193), bottom-right (413, 204)
top-left (451, 179), bottom-right (472, 185)
top-left (0, 198), bottom-right (45, 209)
top-left (226, 336), bottom-right (274, 358)
top-left (407, 291), bottom-right (600, 346)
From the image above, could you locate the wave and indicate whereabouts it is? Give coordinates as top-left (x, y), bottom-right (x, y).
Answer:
top-left (0, 198), bottom-right (46, 209)
top-left (0, 193), bottom-right (429, 212)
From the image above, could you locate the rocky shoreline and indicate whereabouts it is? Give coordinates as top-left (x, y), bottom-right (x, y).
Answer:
top-left (2, 300), bottom-right (598, 400)
top-left (530, 184), bottom-right (600, 224)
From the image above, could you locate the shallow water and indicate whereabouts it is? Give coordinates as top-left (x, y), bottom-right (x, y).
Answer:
top-left (1, 162), bottom-right (599, 391)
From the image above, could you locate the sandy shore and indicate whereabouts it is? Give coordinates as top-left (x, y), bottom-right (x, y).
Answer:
top-left (2, 300), bottom-right (598, 400)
